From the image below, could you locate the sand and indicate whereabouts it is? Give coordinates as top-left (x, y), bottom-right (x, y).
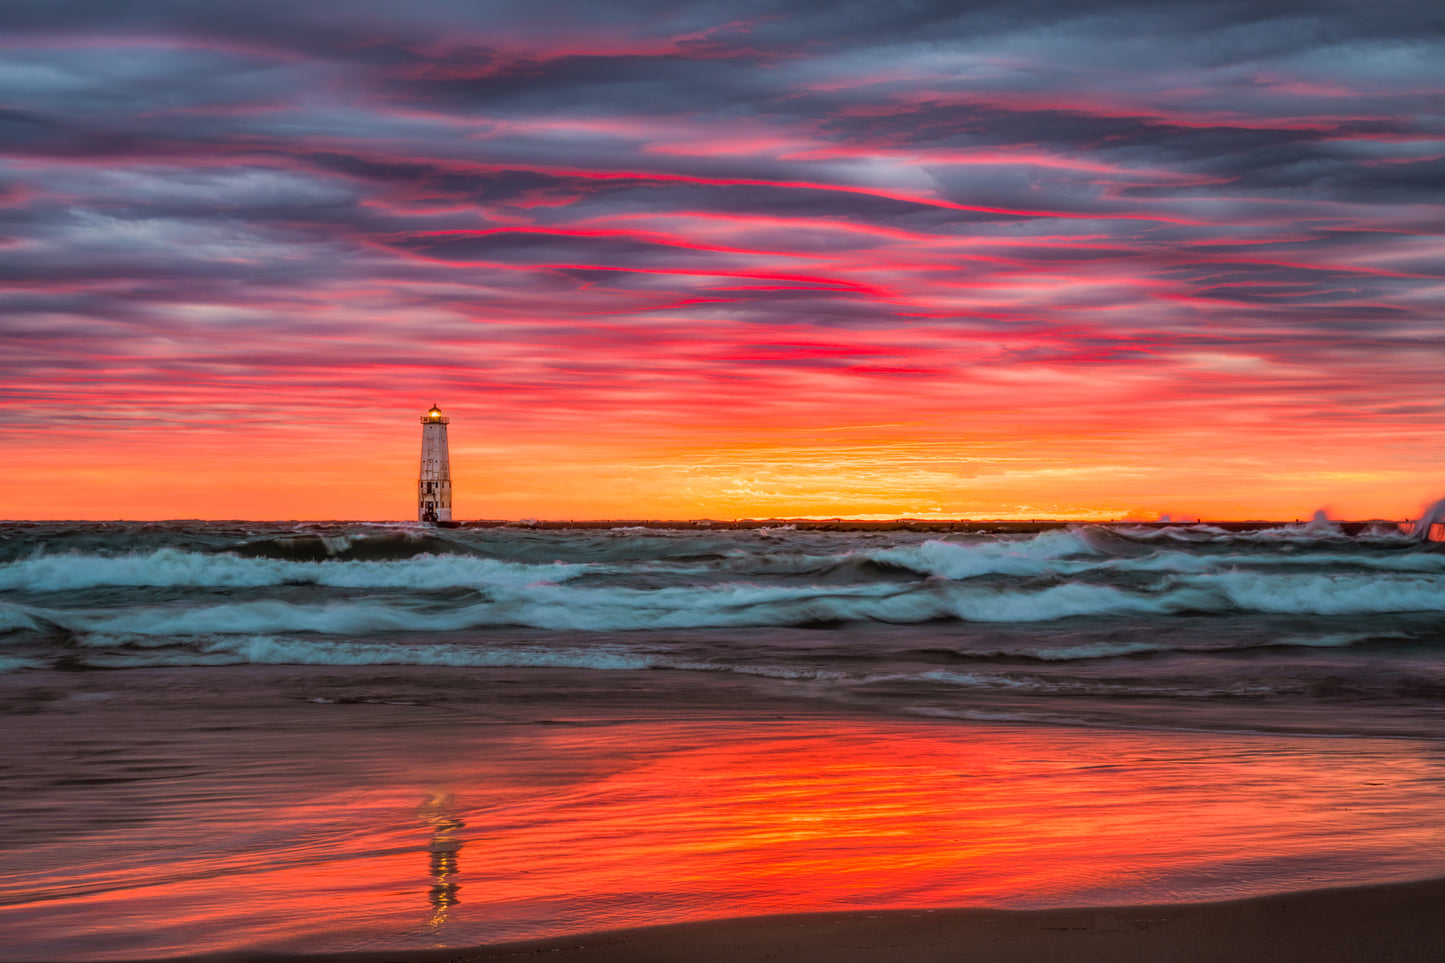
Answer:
top-left (155, 876), bottom-right (1445, 963)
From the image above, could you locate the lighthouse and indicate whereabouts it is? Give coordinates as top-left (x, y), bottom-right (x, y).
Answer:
top-left (418, 404), bottom-right (452, 523)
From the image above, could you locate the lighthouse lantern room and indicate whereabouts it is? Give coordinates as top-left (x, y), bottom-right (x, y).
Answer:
top-left (418, 404), bottom-right (452, 523)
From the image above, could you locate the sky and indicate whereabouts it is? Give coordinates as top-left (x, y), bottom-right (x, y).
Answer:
top-left (1, 0), bottom-right (1442, 521)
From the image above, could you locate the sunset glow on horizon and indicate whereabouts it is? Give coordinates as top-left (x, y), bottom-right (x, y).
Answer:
top-left (1, 1), bottom-right (1441, 521)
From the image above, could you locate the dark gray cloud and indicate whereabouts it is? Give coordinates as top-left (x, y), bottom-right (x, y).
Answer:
top-left (0, 0), bottom-right (1440, 457)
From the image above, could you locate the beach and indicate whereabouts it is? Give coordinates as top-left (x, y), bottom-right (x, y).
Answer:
top-left (5, 0), bottom-right (1439, 956)
top-left (2, 522), bottom-right (1444, 960)
top-left (7, 662), bottom-right (1445, 961)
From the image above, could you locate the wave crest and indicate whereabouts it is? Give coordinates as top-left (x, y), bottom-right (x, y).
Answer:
top-left (20, 568), bottom-right (1441, 640)
top-left (0, 550), bottom-right (588, 592)
top-left (865, 530), bottom-right (1099, 579)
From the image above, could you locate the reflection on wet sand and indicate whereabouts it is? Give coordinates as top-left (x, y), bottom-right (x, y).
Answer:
top-left (421, 792), bottom-right (464, 928)
top-left (5, 703), bottom-right (1445, 961)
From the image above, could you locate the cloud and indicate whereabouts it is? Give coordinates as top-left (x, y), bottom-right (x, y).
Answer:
top-left (0, 0), bottom-right (1440, 517)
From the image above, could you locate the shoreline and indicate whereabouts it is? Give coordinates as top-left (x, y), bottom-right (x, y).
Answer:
top-left (158, 876), bottom-right (1445, 963)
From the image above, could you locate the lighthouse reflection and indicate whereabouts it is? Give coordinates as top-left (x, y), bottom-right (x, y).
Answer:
top-left (419, 792), bottom-right (465, 928)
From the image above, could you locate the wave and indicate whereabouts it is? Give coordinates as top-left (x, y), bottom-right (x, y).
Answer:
top-left (6, 539), bottom-right (1443, 595)
top-left (912, 669), bottom-right (1275, 699)
top-left (12, 632), bottom-right (1235, 689)
top-left (63, 633), bottom-right (865, 680)
top-left (863, 529), bottom-right (1099, 579)
top-left (855, 536), bottom-right (1444, 581)
top-left (911, 631), bottom-right (1411, 663)
top-left (51, 633), bottom-right (1408, 705)
top-left (1112, 521), bottom-right (1417, 545)
top-left (12, 568), bottom-right (1443, 640)
top-left (52, 625), bottom-right (1411, 676)
top-left (231, 531), bottom-right (472, 561)
top-left (1086, 550), bottom-right (1445, 576)
top-left (0, 528), bottom-right (1160, 594)
top-left (0, 550), bottom-right (589, 592)
top-left (17, 578), bottom-right (1201, 636)
top-left (26, 581), bottom-right (921, 635)
top-left (922, 640), bottom-right (1172, 662)
top-left (1184, 571), bottom-right (1445, 615)
top-left (66, 634), bottom-right (660, 671)
top-left (0, 601), bottom-right (41, 633)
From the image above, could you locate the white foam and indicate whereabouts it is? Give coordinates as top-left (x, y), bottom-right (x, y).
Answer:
top-left (866, 530), bottom-right (1098, 580)
top-left (1190, 572), bottom-right (1445, 614)
top-left (1112, 524), bottom-right (1235, 543)
top-left (1411, 497), bottom-right (1445, 539)
top-left (318, 534), bottom-right (354, 555)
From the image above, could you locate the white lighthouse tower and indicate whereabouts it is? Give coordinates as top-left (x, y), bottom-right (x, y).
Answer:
top-left (418, 404), bottom-right (452, 523)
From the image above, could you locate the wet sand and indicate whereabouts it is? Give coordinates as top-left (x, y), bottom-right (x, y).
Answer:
top-left (177, 876), bottom-right (1445, 963)
top-left (6, 666), bottom-right (1445, 961)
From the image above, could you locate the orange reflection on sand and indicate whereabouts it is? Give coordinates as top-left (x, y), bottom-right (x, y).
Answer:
top-left (496, 724), bottom-right (1438, 917)
top-left (420, 791), bottom-right (464, 929)
top-left (377, 720), bottom-right (1443, 941)
top-left (9, 717), bottom-right (1444, 959)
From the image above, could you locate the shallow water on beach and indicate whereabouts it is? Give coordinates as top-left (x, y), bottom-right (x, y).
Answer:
top-left (4, 670), bottom-right (1445, 961)
top-left (2, 520), bottom-right (1445, 959)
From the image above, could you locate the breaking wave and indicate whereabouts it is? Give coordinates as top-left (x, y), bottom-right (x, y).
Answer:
top-left (10, 568), bottom-right (1442, 639)
top-left (16, 541), bottom-right (1441, 599)
top-left (0, 601), bottom-right (40, 633)
top-left (863, 529), bottom-right (1100, 579)
top-left (231, 531), bottom-right (471, 561)
top-left (0, 550), bottom-right (588, 592)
